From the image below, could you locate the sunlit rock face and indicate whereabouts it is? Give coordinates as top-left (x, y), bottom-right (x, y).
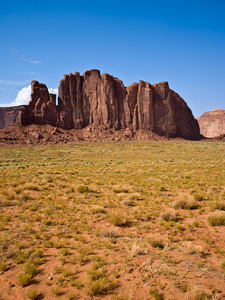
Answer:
top-left (197, 109), bottom-right (225, 138)
top-left (19, 69), bottom-right (201, 140)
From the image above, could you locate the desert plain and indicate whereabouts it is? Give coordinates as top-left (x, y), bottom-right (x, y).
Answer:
top-left (0, 140), bottom-right (225, 300)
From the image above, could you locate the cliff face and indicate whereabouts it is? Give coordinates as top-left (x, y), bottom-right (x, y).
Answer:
top-left (197, 109), bottom-right (225, 138)
top-left (19, 69), bottom-right (200, 139)
top-left (0, 106), bottom-right (22, 129)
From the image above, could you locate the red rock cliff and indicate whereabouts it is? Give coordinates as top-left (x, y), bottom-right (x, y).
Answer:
top-left (19, 69), bottom-right (200, 139)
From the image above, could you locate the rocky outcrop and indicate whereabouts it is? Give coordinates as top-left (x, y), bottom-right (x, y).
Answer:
top-left (20, 80), bottom-right (58, 127)
top-left (19, 69), bottom-right (201, 139)
top-left (197, 109), bottom-right (225, 138)
top-left (0, 106), bottom-right (22, 129)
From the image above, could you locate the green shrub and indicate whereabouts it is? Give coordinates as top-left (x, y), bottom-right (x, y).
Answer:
top-left (0, 260), bottom-right (7, 272)
top-left (17, 273), bottom-right (32, 286)
top-left (85, 277), bottom-right (115, 296)
top-left (22, 261), bottom-right (38, 277)
top-left (27, 288), bottom-right (39, 300)
top-left (67, 292), bottom-right (78, 300)
top-left (51, 286), bottom-right (62, 296)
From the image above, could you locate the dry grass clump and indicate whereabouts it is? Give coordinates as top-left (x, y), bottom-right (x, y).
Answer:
top-left (147, 235), bottom-right (164, 249)
top-left (129, 193), bottom-right (141, 200)
top-left (85, 264), bottom-right (116, 296)
top-left (161, 209), bottom-right (179, 222)
top-left (173, 193), bottom-right (199, 210)
top-left (221, 260), bottom-right (225, 274)
top-left (101, 228), bottom-right (119, 238)
top-left (26, 288), bottom-right (39, 300)
top-left (213, 201), bottom-right (225, 211)
top-left (149, 288), bottom-right (164, 300)
top-left (189, 286), bottom-right (213, 300)
top-left (122, 199), bottom-right (134, 206)
top-left (90, 205), bottom-right (106, 214)
top-left (129, 242), bottom-right (148, 257)
top-left (108, 210), bottom-right (127, 226)
top-left (112, 185), bottom-right (130, 194)
top-left (76, 185), bottom-right (89, 193)
top-left (17, 273), bottom-right (32, 287)
top-left (0, 260), bottom-right (8, 272)
top-left (207, 211), bottom-right (225, 226)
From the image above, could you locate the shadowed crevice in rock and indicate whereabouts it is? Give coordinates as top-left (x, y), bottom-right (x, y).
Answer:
top-left (19, 69), bottom-right (201, 140)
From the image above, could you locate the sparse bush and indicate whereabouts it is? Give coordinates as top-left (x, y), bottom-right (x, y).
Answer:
top-left (51, 286), bottom-right (62, 296)
top-left (193, 220), bottom-right (200, 227)
top-left (129, 242), bottom-right (148, 257)
top-left (173, 193), bottom-right (199, 210)
top-left (101, 228), bottom-right (119, 238)
top-left (122, 199), bottom-right (134, 206)
top-left (76, 185), bottom-right (89, 193)
top-left (22, 261), bottom-right (38, 277)
top-left (214, 201), bottom-right (225, 211)
top-left (113, 185), bottom-right (129, 194)
top-left (148, 235), bottom-right (164, 249)
top-left (149, 288), bottom-right (164, 300)
top-left (90, 206), bottom-right (106, 214)
top-left (17, 273), bottom-right (32, 287)
top-left (192, 193), bottom-right (205, 201)
top-left (67, 291), bottom-right (78, 300)
top-left (112, 294), bottom-right (129, 300)
top-left (27, 288), bottom-right (39, 300)
top-left (208, 212), bottom-right (225, 226)
top-left (25, 184), bottom-right (40, 191)
top-left (85, 277), bottom-right (115, 296)
top-left (161, 209), bottom-right (178, 222)
top-left (108, 210), bottom-right (126, 226)
top-left (189, 287), bottom-right (212, 300)
top-left (0, 260), bottom-right (7, 272)
top-left (129, 193), bottom-right (141, 200)
top-left (221, 260), bottom-right (225, 274)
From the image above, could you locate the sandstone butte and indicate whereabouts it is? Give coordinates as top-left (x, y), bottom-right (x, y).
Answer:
top-left (197, 109), bottom-right (225, 138)
top-left (18, 69), bottom-right (201, 140)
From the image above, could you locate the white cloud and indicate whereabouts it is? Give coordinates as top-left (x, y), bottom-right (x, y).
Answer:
top-left (12, 85), bottom-right (32, 106)
top-left (0, 79), bottom-right (30, 86)
top-left (1, 86), bottom-right (58, 107)
top-left (20, 57), bottom-right (42, 64)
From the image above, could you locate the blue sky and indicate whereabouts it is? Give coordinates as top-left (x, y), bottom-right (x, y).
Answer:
top-left (0, 0), bottom-right (224, 117)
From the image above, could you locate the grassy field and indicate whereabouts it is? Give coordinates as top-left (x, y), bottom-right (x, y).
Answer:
top-left (0, 140), bottom-right (225, 300)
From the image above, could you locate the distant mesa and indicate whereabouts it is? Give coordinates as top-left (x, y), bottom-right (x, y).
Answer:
top-left (0, 106), bottom-right (22, 130)
top-left (17, 69), bottom-right (200, 140)
top-left (197, 109), bottom-right (225, 138)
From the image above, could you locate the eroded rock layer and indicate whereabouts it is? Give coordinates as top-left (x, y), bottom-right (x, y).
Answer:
top-left (19, 69), bottom-right (200, 139)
